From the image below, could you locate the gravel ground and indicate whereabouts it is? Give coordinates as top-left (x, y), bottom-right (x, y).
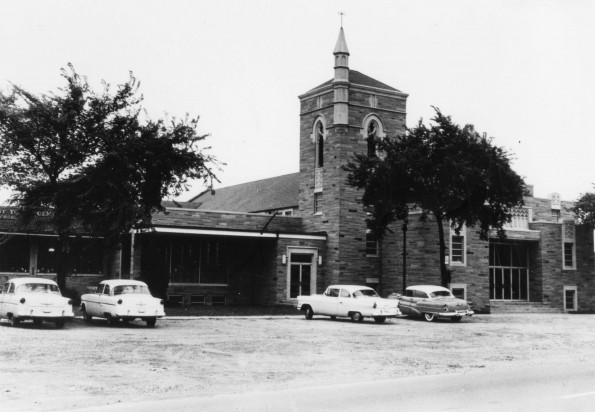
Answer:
top-left (1, 312), bottom-right (594, 411)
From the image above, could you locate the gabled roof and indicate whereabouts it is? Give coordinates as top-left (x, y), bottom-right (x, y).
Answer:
top-left (187, 173), bottom-right (299, 213)
top-left (304, 70), bottom-right (401, 95)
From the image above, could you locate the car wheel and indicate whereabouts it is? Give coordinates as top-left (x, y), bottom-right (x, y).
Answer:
top-left (423, 313), bottom-right (436, 322)
top-left (82, 306), bottom-right (92, 323)
top-left (106, 314), bottom-right (117, 326)
top-left (304, 306), bottom-right (314, 320)
top-left (451, 316), bottom-right (462, 323)
top-left (350, 312), bottom-right (363, 323)
top-left (9, 315), bottom-right (19, 327)
top-left (374, 316), bottom-right (386, 324)
top-left (146, 317), bottom-right (157, 327)
top-left (55, 319), bottom-right (65, 329)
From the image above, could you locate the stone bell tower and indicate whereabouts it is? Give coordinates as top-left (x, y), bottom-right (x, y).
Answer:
top-left (298, 28), bottom-right (408, 290)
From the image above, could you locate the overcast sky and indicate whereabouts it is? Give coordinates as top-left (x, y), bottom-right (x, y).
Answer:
top-left (1, 0), bottom-right (594, 202)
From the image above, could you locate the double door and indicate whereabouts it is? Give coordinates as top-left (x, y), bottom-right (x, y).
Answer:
top-left (289, 253), bottom-right (314, 298)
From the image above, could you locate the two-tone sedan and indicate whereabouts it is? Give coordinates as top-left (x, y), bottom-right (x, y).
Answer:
top-left (390, 285), bottom-right (474, 322)
top-left (297, 285), bottom-right (400, 323)
top-left (0, 277), bottom-right (74, 328)
top-left (80, 279), bottom-right (165, 327)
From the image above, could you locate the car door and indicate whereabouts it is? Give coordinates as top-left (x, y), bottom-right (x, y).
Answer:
top-left (85, 284), bottom-right (104, 315)
top-left (398, 289), bottom-right (415, 315)
top-left (1, 282), bottom-right (16, 318)
top-left (413, 290), bottom-right (431, 314)
top-left (0, 282), bottom-right (10, 318)
top-left (99, 284), bottom-right (112, 315)
top-left (336, 288), bottom-right (352, 317)
top-left (318, 288), bottom-right (339, 316)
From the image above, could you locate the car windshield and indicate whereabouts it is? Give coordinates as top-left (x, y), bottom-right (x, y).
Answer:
top-left (17, 283), bottom-right (60, 294)
top-left (429, 290), bottom-right (453, 298)
top-left (113, 285), bottom-right (151, 295)
top-left (353, 289), bottom-right (379, 298)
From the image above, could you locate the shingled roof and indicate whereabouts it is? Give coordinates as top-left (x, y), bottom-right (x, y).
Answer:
top-left (187, 173), bottom-right (299, 213)
top-left (306, 70), bottom-right (401, 94)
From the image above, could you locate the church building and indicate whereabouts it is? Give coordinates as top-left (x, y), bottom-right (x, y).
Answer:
top-left (1, 28), bottom-right (593, 313)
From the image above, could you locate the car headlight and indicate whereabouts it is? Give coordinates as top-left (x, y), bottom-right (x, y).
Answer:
top-left (117, 299), bottom-right (123, 305)
top-left (20, 298), bottom-right (26, 304)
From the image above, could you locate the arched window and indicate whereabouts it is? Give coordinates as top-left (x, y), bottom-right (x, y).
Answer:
top-left (361, 115), bottom-right (386, 157)
top-left (367, 120), bottom-right (379, 157)
top-left (315, 121), bottom-right (324, 168)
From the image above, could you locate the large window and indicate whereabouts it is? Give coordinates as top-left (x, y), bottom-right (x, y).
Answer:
top-left (165, 238), bottom-right (229, 285)
top-left (0, 235), bottom-right (29, 273)
top-left (489, 243), bottom-right (529, 300)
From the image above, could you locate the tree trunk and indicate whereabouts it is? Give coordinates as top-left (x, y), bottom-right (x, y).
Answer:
top-left (435, 214), bottom-right (449, 288)
top-left (55, 233), bottom-right (71, 291)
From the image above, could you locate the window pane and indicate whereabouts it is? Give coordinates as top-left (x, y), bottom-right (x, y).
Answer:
top-left (564, 243), bottom-right (574, 267)
top-left (451, 235), bottom-right (464, 262)
top-left (565, 290), bottom-right (575, 310)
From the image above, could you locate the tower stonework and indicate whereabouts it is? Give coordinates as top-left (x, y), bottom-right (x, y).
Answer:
top-left (298, 28), bottom-right (408, 292)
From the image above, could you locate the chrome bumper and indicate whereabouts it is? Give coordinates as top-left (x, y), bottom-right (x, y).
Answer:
top-left (438, 309), bottom-right (474, 317)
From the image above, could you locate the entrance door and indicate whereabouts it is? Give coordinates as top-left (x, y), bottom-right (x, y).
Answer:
top-left (489, 243), bottom-right (529, 300)
top-left (289, 253), bottom-right (312, 298)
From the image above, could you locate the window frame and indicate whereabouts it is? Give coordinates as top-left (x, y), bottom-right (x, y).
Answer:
top-left (365, 230), bottom-right (379, 257)
top-left (449, 226), bottom-right (467, 266)
top-left (562, 221), bottom-right (576, 270)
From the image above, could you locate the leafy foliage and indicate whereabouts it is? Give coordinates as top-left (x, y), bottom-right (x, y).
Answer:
top-left (572, 188), bottom-right (595, 229)
top-left (345, 108), bottom-right (526, 286)
top-left (0, 64), bottom-right (220, 287)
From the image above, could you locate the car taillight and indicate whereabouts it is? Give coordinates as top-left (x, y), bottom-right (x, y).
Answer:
top-left (373, 302), bottom-right (377, 309)
top-left (117, 299), bottom-right (123, 305)
top-left (20, 298), bottom-right (26, 304)
top-left (68, 299), bottom-right (73, 305)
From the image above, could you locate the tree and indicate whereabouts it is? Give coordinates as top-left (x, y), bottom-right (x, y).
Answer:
top-left (572, 188), bottom-right (595, 229)
top-left (0, 64), bottom-right (219, 291)
top-left (345, 108), bottom-right (526, 288)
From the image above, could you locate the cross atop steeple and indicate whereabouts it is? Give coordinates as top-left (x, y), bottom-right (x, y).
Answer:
top-left (339, 11), bottom-right (345, 28)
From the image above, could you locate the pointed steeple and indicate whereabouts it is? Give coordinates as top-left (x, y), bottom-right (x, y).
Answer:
top-left (332, 27), bottom-right (350, 126)
top-left (333, 27), bottom-right (350, 55)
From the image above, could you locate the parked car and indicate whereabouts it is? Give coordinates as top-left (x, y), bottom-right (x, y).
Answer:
top-left (297, 285), bottom-right (400, 323)
top-left (0, 277), bottom-right (74, 328)
top-left (80, 279), bottom-right (165, 327)
top-left (389, 285), bottom-right (474, 322)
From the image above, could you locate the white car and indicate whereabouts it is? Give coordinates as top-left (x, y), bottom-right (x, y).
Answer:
top-left (297, 285), bottom-right (400, 323)
top-left (80, 279), bottom-right (165, 327)
top-left (0, 277), bottom-right (74, 328)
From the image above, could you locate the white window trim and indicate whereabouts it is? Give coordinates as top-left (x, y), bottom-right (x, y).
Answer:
top-left (286, 247), bottom-right (318, 300)
top-left (449, 226), bottom-right (467, 267)
top-left (563, 286), bottom-right (577, 311)
top-left (449, 283), bottom-right (467, 301)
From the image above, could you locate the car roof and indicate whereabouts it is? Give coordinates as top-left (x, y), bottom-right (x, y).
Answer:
top-left (99, 279), bottom-right (149, 287)
top-left (327, 285), bottom-right (375, 292)
top-left (7, 277), bottom-right (58, 286)
top-left (406, 285), bottom-right (451, 293)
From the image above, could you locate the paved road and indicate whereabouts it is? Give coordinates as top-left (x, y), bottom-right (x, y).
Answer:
top-left (78, 361), bottom-right (595, 412)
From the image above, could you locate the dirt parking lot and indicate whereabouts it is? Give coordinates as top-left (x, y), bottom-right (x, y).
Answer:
top-left (1, 312), bottom-right (595, 411)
